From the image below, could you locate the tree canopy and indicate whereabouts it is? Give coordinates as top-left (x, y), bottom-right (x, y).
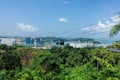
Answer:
top-left (0, 45), bottom-right (120, 80)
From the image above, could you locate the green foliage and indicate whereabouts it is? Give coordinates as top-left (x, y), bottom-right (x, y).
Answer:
top-left (57, 63), bottom-right (97, 80)
top-left (0, 44), bottom-right (16, 50)
top-left (107, 42), bottom-right (120, 49)
top-left (110, 24), bottom-right (120, 37)
top-left (17, 48), bottom-right (43, 67)
top-left (0, 45), bottom-right (120, 80)
top-left (0, 45), bottom-right (22, 70)
top-left (13, 68), bottom-right (44, 80)
top-left (0, 51), bottom-right (22, 70)
top-left (110, 14), bottom-right (120, 37)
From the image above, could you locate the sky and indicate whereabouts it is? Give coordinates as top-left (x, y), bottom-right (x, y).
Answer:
top-left (0, 0), bottom-right (120, 42)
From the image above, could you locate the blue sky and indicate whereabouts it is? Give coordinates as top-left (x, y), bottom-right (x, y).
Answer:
top-left (0, 0), bottom-right (120, 42)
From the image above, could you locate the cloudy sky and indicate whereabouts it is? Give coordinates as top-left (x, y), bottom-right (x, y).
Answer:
top-left (0, 0), bottom-right (120, 42)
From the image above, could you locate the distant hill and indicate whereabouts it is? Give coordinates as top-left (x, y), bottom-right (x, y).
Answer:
top-left (70, 38), bottom-right (101, 44)
top-left (41, 37), bottom-right (101, 44)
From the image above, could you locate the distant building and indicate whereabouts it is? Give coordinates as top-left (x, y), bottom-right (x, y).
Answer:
top-left (0, 38), bottom-right (16, 46)
top-left (95, 43), bottom-right (110, 48)
top-left (69, 43), bottom-right (86, 48)
top-left (25, 37), bottom-right (42, 48)
top-left (26, 37), bottom-right (34, 44)
top-left (25, 37), bottom-right (41, 44)
top-left (36, 38), bottom-right (42, 44)
top-left (15, 38), bottom-right (25, 45)
top-left (66, 42), bottom-right (94, 48)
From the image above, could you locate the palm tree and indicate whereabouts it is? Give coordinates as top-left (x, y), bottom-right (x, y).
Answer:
top-left (110, 24), bottom-right (120, 37)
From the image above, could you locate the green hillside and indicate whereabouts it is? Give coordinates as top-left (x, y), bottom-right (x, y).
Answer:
top-left (42, 37), bottom-right (100, 44)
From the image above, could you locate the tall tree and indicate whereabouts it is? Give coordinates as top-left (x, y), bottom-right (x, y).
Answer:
top-left (110, 13), bottom-right (120, 37)
top-left (110, 24), bottom-right (120, 37)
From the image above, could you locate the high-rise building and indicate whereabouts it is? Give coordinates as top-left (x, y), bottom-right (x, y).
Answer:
top-left (36, 38), bottom-right (41, 44)
top-left (25, 37), bottom-right (41, 45)
top-left (25, 37), bottom-right (34, 44)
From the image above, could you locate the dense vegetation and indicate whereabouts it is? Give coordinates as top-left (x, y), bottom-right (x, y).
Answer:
top-left (107, 42), bottom-right (120, 49)
top-left (0, 44), bottom-right (120, 80)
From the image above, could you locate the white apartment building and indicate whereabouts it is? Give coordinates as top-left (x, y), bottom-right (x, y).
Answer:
top-left (0, 38), bottom-right (16, 46)
top-left (68, 42), bottom-right (94, 48)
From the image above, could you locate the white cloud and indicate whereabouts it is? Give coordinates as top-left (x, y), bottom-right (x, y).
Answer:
top-left (17, 23), bottom-right (37, 32)
top-left (96, 21), bottom-right (114, 32)
top-left (58, 18), bottom-right (68, 22)
top-left (111, 15), bottom-right (120, 23)
top-left (81, 27), bottom-right (90, 31)
top-left (81, 15), bottom-right (120, 32)
top-left (98, 21), bottom-right (106, 28)
top-left (63, 0), bottom-right (69, 4)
